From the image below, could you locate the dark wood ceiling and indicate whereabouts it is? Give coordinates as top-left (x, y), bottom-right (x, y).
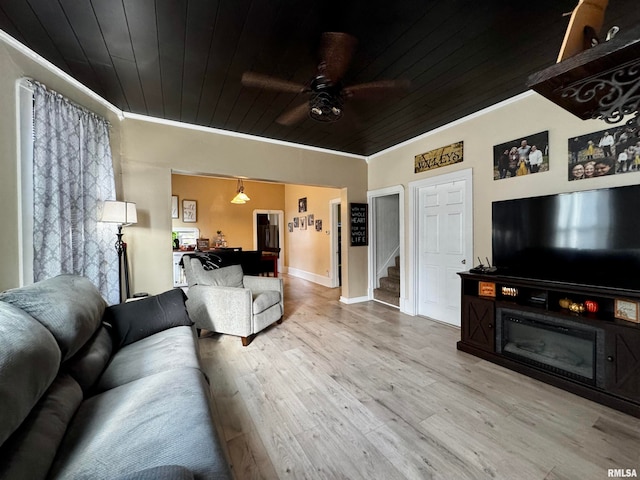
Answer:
top-left (1, 1), bottom-right (638, 156)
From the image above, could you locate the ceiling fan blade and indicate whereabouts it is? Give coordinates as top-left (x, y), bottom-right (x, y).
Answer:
top-left (276, 102), bottom-right (309, 126)
top-left (343, 79), bottom-right (410, 99)
top-left (318, 32), bottom-right (358, 84)
top-left (241, 72), bottom-right (306, 94)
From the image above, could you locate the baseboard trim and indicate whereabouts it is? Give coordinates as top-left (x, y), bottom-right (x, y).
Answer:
top-left (286, 267), bottom-right (333, 288)
top-left (340, 295), bottom-right (369, 304)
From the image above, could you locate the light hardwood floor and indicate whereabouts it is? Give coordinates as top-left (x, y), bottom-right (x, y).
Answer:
top-left (199, 275), bottom-right (640, 480)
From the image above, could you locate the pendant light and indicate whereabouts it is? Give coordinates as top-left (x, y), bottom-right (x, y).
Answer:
top-left (231, 178), bottom-right (250, 204)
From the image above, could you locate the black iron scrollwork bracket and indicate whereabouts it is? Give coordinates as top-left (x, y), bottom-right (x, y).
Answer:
top-left (558, 57), bottom-right (640, 128)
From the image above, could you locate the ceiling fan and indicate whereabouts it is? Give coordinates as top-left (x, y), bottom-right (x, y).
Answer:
top-left (241, 32), bottom-right (409, 126)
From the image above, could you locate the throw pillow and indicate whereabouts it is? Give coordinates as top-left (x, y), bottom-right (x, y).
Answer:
top-left (103, 289), bottom-right (193, 348)
top-left (198, 263), bottom-right (244, 288)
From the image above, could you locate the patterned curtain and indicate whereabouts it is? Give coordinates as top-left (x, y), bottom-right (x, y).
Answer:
top-left (32, 81), bottom-right (119, 305)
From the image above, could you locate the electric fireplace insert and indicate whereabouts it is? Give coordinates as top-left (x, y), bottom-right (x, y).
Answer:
top-left (496, 308), bottom-right (605, 387)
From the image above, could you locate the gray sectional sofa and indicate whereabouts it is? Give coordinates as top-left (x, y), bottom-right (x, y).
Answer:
top-left (0, 274), bottom-right (231, 480)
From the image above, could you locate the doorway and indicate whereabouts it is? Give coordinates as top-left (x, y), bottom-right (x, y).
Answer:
top-left (409, 169), bottom-right (472, 326)
top-left (368, 186), bottom-right (404, 309)
top-left (330, 199), bottom-right (342, 287)
top-left (253, 210), bottom-right (284, 274)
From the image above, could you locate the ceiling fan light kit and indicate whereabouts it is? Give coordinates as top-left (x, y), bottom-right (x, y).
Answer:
top-left (309, 78), bottom-right (344, 122)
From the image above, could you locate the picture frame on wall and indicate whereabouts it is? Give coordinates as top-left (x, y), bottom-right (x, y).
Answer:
top-left (315, 219), bottom-right (322, 232)
top-left (293, 217), bottom-right (299, 228)
top-left (567, 125), bottom-right (638, 181)
top-left (298, 197), bottom-right (307, 213)
top-left (182, 199), bottom-right (197, 222)
top-left (288, 222), bottom-right (293, 232)
top-left (300, 216), bottom-right (307, 230)
top-left (171, 195), bottom-right (179, 219)
top-left (493, 130), bottom-right (549, 180)
top-left (308, 214), bottom-right (314, 225)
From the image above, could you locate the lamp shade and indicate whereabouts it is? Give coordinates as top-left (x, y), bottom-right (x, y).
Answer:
top-left (100, 201), bottom-right (138, 225)
top-left (230, 179), bottom-right (250, 204)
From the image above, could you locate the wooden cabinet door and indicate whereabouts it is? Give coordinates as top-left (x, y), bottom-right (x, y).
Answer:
top-left (605, 326), bottom-right (640, 402)
top-left (461, 296), bottom-right (495, 352)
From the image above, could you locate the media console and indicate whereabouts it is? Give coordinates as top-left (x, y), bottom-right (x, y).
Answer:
top-left (457, 271), bottom-right (640, 417)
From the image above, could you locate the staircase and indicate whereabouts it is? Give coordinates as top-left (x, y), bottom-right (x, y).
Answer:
top-left (374, 256), bottom-right (400, 307)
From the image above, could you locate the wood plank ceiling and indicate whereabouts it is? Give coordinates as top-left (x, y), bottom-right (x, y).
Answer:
top-left (1, 0), bottom-right (638, 156)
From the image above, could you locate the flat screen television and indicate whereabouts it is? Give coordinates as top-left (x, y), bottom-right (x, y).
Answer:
top-left (492, 184), bottom-right (640, 291)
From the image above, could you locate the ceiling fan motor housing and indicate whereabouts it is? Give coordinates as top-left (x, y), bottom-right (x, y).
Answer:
top-left (309, 75), bottom-right (343, 122)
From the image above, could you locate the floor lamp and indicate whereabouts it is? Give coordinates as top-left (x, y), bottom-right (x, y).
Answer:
top-left (100, 201), bottom-right (138, 303)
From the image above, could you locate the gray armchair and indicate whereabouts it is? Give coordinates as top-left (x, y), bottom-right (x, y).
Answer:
top-left (182, 258), bottom-right (283, 346)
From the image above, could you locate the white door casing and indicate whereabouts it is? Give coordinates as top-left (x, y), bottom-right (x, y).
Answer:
top-left (367, 185), bottom-right (405, 308)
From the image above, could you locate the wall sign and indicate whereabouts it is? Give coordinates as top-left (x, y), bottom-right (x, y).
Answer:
top-left (415, 141), bottom-right (463, 173)
top-left (350, 203), bottom-right (368, 246)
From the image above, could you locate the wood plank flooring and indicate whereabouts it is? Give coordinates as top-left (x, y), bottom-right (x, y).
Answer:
top-left (198, 275), bottom-right (640, 479)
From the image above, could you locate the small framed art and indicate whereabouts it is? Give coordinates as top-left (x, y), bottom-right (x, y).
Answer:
top-left (171, 195), bottom-right (179, 219)
top-left (183, 200), bottom-right (197, 222)
top-left (614, 299), bottom-right (640, 323)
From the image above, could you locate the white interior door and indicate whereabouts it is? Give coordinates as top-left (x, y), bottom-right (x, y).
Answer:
top-left (417, 178), bottom-right (470, 326)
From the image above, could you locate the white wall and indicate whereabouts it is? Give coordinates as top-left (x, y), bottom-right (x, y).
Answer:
top-left (0, 31), bottom-right (369, 300)
top-left (120, 116), bottom-right (368, 298)
top-left (368, 92), bottom-right (638, 301)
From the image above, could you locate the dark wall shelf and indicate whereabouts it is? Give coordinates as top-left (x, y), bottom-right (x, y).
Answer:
top-left (527, 24), bottom-right (640, 127)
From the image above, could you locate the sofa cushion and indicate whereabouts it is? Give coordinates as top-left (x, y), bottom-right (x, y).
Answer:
top-left (190, 260), bottom-right (244, 288)
top-left (48, 368), bottom-right (231, 480)
top-left (103, 288), bottom-right (193, 348)
top-left (252, 290), bottom-right (281, 314)
top-left (0, 374), bottom-right (82, 480)
top-left (64, 326), bottom-right (113, 393)
top-left (0, 274), bottom-right (105, 361)
top-left (94, 326), bottom-right (201, 392)
top-left (112, 465), bottom-right (195, 480)
top-left (0, 302), bottom-right (61, 446)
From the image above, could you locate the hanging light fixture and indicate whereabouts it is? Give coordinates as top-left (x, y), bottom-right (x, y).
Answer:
top-left (231, 178), bottom-right (250, 204)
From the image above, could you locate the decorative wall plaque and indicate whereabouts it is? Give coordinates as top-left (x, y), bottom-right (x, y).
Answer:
top-left (414, 141), bottom-right (463, 173)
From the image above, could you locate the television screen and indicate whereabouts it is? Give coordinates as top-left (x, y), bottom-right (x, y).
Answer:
top-left (492, 185), bottom-right (640, 290)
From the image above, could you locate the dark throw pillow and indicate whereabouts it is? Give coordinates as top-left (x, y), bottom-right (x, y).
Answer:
top-left (103, 289), bottom-right (193, 348)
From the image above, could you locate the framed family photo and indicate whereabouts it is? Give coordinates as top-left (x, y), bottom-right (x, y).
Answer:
top-left (568, 125), bottom-right (638, 181)
top-left (493, 131), bottom-right (549, 180)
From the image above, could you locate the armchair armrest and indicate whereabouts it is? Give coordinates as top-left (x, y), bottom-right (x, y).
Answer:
top-left (186, 285), bottom-right (253, 337)
top-left (242, 276), bottom-right (283, 297)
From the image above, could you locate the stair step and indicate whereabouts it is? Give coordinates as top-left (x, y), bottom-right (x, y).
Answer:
top-left (374, 288), bottom-right (399, 307)
top-left (388, 265), bottom-right (400, 279)
top-left (379, 276), bottom-right (400, 294)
